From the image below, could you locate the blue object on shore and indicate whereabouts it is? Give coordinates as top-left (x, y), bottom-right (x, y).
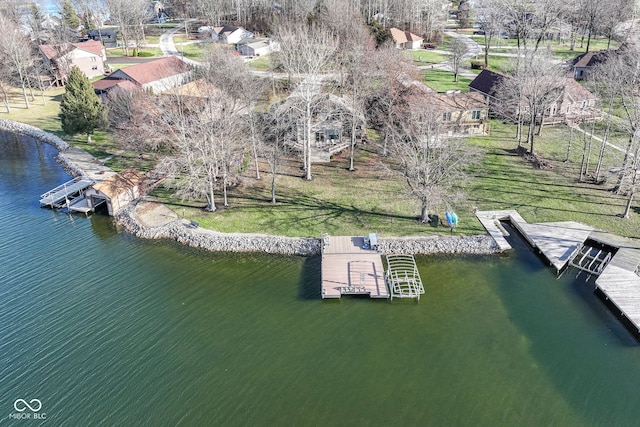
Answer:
top-left (446, 211), bottom-right (458, 227)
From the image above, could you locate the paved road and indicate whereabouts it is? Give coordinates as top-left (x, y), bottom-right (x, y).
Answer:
top-left (159, 20), bottom-right (201, 66)
top-left (414, 31), bottom-right (482, 80)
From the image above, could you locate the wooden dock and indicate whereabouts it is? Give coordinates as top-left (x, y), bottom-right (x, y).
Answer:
top-left (321, 236), bottom-right (389, 299)
top-left (476, 209), bottom-right (640, 337)
top-left (475, 210), bottom-right (594, 272)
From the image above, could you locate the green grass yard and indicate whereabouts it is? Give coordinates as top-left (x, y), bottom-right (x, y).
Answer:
top-left (423, 69), bottom-right (472, 92)
top-left (403, 50), bottom-right (450, 65)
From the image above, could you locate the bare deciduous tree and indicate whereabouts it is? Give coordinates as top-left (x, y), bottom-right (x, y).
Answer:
top-left (449, 38), bottom-right (467, 83)
top-left (498, 51), bottom-right (564, 155)
top-left (200, 45), bottom-right (267, 180)
top-left (0, 14), bottom-right (35, 109)
top-left (274, 20), bottom-right (339, 180)
top-left (384, 90), bottom-right (479, 222)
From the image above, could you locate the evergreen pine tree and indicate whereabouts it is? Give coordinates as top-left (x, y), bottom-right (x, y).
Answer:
top-left (61, 0), bottom-right (80, 30)
top-left (59, 66), bottom-right (107, 143)
top-left (30, 4), bottom-right (43, 34)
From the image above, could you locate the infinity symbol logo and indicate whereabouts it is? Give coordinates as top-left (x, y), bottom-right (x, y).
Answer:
top-left (14, 399), bottom-right (42, 412)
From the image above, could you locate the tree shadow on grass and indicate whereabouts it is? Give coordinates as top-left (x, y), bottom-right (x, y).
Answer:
top-left (232, 187), bottom-right (416, 232)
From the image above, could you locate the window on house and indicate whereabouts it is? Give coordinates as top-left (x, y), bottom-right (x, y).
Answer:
top-left (471, 110), bottom-right (481, 120)
top-left (442, 111), bottom-right (452, 122)
top-left (91, 66), bottom-right (98, 70)
top-left (90, 56), bottom-right (97, 62)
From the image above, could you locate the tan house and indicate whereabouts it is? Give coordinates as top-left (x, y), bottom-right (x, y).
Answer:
top-left (390, 27), bottom-right (423, 49)
top-left (93, 56), bottom-right (192, 95)
top-left (469, 69), bottom-right (599, 126)
top-left (431, 92), bottom-right (489, 135)
top-left (39, 40), bottom-right (106, 87)
top-left (85, 169), bottom-right (145, 216)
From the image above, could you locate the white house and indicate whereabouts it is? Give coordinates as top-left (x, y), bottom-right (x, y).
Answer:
top-left (212, 25), bottom-right (254, 44)
top-left (237, 38), bottom-right (280, 56)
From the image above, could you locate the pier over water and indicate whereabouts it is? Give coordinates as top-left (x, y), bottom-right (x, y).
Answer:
top-left (477, 209), bottom-right (640, 338)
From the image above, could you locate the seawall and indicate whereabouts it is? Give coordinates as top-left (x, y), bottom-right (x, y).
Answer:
top-left (116, 201), bottom-right (500, 257)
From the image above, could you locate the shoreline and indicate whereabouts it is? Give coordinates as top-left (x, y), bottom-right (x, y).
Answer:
top-left (1, 119), bottom-right (502, 257)
top-left (116, 199), bottom-right (501, 257)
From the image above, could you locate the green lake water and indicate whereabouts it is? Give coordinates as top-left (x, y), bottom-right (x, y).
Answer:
top-left (1, 132), bottom-right (640, 426)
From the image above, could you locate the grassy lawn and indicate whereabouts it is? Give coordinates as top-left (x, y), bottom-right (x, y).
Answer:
top-left (143, 35), bottom-right (160, 45)
top-left (106, 47), bottom-right (163, 57)
top-left (177, 43), bottom-right (203, 60)
top-left (467, 121), bottom-right (639, 238)
top-left (150, 119), bottom-right (639, 239)
top-left (423, 69), bottom-right (472, 92)
top-left (0, 88), bottom-right (64, 135)
top-left (247, 55), bottom-right (274, 70)
top-left (173, 34), bottom-right (193, 44)
top-left (153, 147), bottom-right (484, 238)
top-left (2, 78), bottom-right (638, 239)
top-left (485, 55), bottom-right (515, 73)
top-left (403, 50), bottom-right (450, 65)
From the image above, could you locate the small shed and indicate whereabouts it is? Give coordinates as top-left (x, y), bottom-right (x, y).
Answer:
top-left (85, 168), bottom-right (145, 216)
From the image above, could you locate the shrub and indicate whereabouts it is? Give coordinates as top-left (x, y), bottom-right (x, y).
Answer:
top-left (137, 51), bottom-right (154, 57)
top-left (470, 60), bottom-right (485, 70)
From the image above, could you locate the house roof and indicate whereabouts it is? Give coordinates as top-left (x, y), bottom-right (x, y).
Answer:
top-left (92, 168), bottom-right (144, 200)
top-left (562, 78), bottom-right (597, 102)
top-left (39, 43), bottom-right (68, 60)
top-left (430, 92), bottom-right (487, 111)
top-left (572, 50), bottom-right (611, 68)
top-left (73, 40), bottom-right (104, 56)
top-left (92, 78), bottom-right (139, 93)
top-left (39, 40), bottom-right (103, 60)
top-left (88, 29), bottom-right (116, 37)
top-left (214, 25), bottom-right (239, 36)
top-left (111, 56), bottom-right (191, 85)
top-left (469, 69), bottom-right (506, 98)
top-left (390, 27), bottom-right (423, 44)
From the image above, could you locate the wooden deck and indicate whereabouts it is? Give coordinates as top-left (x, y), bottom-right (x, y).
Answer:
top-left (475, 210), bottom-right (594, 272)
top-left (592, 233), bottom-right (640, 333)
top-left (321, 236), bottom-right (389, 299)
top-left (477, 209), bottom-right (640, 336)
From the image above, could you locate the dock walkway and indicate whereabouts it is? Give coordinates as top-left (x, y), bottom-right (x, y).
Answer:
top-left (321, 236), bottom-right (389, 299)
top-left (476, 209), bottom-right (640, 336)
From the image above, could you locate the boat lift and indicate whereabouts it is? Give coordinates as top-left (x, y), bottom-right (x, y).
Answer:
top-left (385, 254), bottom-right (425, 300)
top-left (569, 243), bottom-right (613, 276)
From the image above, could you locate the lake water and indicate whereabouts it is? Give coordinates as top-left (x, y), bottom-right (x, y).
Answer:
top-left (2, 132), bottom-right (640, 426)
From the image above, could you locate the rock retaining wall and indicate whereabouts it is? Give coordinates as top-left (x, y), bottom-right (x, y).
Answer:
top-left (117, 202), bottom-right (500, 257)
top-left (378, 235), bottom-right (499, 255)
top-left (0, 119), bottom-right (68, 151)
top-left (117, 203), bottom-right (322, 256)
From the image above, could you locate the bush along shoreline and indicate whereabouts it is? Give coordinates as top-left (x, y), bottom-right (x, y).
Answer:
top-left (117, 201), bottom-right (501, 257)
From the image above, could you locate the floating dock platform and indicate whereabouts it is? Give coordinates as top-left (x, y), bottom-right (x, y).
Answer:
top-left (321, 236), bottom-right (389, 299)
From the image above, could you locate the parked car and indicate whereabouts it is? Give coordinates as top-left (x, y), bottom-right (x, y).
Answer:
top-left (423, 44), bottom-right (438, 49)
